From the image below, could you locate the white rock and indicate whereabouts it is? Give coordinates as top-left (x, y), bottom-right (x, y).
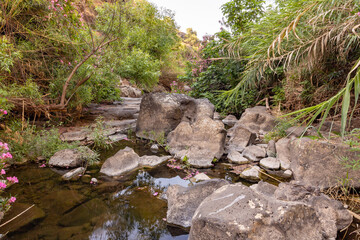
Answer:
top-left (260, 157), bottom-right (280, 170)
top-left (240, 166), bottom-right (261, 182)
top-left (283, 170), bottom-right (293, 178)
top-left (190, 173), bottom-right (211, 183)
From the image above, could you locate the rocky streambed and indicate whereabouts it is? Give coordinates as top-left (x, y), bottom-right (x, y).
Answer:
top-left (0, 92), bottom-right (359, 239)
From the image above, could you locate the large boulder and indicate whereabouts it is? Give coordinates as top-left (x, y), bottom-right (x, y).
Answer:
top-left (166, 179), bottom-right (229, 228)
top-left (100, 147), bottom-right (139, 177)
top-left (290, 137), bottom-right (360, 189)
top-left (236, 106), bottom-right (276, 134)
top-left (167, 117), bottom-right (226, 168)
top-left (189, 181), bottom-right (352, 240)
top-left (136, 93), bottom-right (214, 140)
top-left (49, 147), bottom-right (96, 168)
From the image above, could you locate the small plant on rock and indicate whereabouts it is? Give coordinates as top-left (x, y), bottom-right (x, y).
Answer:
top-left (91, 116), bottom-right (111, 150)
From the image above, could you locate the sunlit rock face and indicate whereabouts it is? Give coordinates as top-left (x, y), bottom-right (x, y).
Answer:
top-left (190, 181), bottom-right (352, 240)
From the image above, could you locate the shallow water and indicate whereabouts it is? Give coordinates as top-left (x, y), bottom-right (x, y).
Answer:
top-left (0, 140), bottom-right (232, 240)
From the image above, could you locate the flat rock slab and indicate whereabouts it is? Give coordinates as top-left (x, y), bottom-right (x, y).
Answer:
top-left (60, 129), bottom-right (90, 142)
top-left (49, 147), bottom-right (95, 168)
top-left (83, 98), bottom-right (141, 120)
top-left (108, 133), bottom-right (128, 142)
top-left (100, 147), bottom-right (139, 177)
top-left (260, 157), bottom-right (280, 170)
top-left (227, 150), bottom-right (249, 164)
top-left (166, 179), bottom-right (229, 228)
top-left (0, 203), bottom-right (45, 234)
top-left (242, 145), bottom-right (267, 161)
top-left (290, 137), bottom-right (360, 189)
top-left (58, 198), bottom-right (108, 227)
top-left (138, 155), bottom-right (172, 167)
top-left (190, 182), bottom-right (352, 240)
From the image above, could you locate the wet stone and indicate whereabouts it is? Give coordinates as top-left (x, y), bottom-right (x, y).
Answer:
top-left (62, 167), bottom-right (85, 181)
top-left (240, 166), bottom-right (261, 182)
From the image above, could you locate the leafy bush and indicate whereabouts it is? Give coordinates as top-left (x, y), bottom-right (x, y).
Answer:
top-left (3, 122), bottom-right (78, 163)
top-left (118, 48), bottom-right (161, 88)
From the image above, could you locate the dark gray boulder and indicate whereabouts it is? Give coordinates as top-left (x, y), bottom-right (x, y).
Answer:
top-left (136, 93), bottom-right (214, 140)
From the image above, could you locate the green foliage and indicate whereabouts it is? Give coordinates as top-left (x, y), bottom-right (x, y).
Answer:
top-left (118, 49), bottom-right (161, 88)
top-left (77, 146), bottom-right (100, 166)
top-left (221, 0), bottom-right (265, 33)
top-left (0, 37), bottom-right (21, 73)
top-left (264, 119), bottom-right (294, 142)
top-left (90, 116), bottom-right (111, 150)
top-left (3, 123), bottom-right (78, 162)
top-left (221, 0), bottom-right (360, 136)
top-left (1, 0), bottom-right (180, 112)
top-left (183, 30), bottom-right (257, 115)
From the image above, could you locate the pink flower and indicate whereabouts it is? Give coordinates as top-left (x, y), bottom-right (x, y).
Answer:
top-left (8, 197), bottom-right (16, 203)
top-left (0, 169), bottom-right (5, 175)
top-left (39, 164), bottom-right (46, 168)
top-left (0, 182), bottom-right (7, 189)
top-left (7, 176), bottom-right (18, 184)
top-left (153, 192), bottom-right (158, 196)
top-left (68, 62), bottom-right (71, 66)
top-left (357, 12), bottom-right (360, 16)
top-left (60, 59), bottom-right (64, 64)
top-left (3, 110), bottom-right (7, 115)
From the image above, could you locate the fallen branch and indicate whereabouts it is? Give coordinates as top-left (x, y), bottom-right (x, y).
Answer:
top-left (0, 204), bottom-right (35, 228)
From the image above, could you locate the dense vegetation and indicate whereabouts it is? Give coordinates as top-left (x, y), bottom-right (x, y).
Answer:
top-left (184, 0), bottom-right (360, 134)
top-left (0, 0), bottom-right (181, 117)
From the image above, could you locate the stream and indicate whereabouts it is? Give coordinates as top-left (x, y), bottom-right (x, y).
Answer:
top-left (0, 139), bottom-right (236, 240)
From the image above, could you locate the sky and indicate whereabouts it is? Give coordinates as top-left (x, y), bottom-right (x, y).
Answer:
top-left (148, 0), bottom-right (275, 38)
